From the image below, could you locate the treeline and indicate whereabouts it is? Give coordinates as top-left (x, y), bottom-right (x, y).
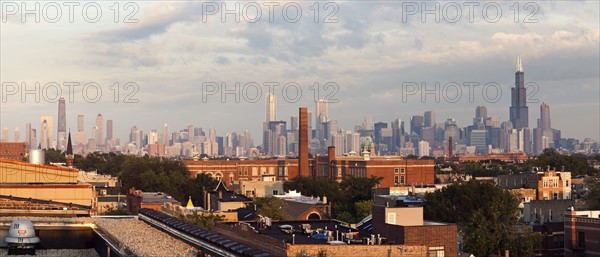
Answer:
top-left (283, 176), bottom-right (381, 223)
top-left (43, 149), bottom-right (217, 205)
top-left (437, 148), bottom-right (599, 177)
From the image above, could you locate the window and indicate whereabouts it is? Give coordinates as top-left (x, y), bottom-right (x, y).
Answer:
top-left (400, 176), bottom-right (405, 185)
top-left (272, 190), bottom-right (279, 196)
top-left (553, 179), bottom-right (558, 188)
top-left (566, 180), bottom-right (569, 187)
top-left (387, 213), bottom-right (396, 224)
top-left (394, 168), bottom-right (399, 174)
top-left (577, 232), bottom-right (585, 248)
top-left (394, 175), bottom-right (399, 185)
top-left (244, 167), bottom-right (248, 176)
top-left (428, 246), bottom-right (444, 257)
top-left (400, 168), bottom-right (405, 174)
top-left (554, 234), bottom-right (564, 249)
top-left (252, 167), bottom-right (258, 176)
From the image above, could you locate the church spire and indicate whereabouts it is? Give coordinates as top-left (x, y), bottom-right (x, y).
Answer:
top-left (66, 130), bottom-right (74, 167)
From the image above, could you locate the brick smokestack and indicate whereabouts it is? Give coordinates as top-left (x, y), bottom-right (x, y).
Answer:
top-left (299, 107), bottom-right (309, 176)
top-left (328, 146), bottom-right (335, 163)
top-left (448, 136), bottom-right (453, 157)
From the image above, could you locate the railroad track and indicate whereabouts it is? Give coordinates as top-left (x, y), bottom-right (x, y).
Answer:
top-left (138, 209), bottom-right (273, 257)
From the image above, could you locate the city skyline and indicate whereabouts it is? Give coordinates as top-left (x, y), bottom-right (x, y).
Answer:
top-left (1, 1), bottom-right (598, 145)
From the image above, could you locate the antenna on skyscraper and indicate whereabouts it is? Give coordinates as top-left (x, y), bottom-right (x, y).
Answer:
top-left (517, 56), bottom-right (523, 72)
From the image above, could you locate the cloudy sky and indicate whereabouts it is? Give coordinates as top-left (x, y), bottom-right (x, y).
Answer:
top-left (1, 1), bottom-right (599, 143)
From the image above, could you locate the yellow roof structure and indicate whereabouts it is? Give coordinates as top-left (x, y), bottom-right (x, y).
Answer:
top-left (186, 196), bottom-right (194, 209)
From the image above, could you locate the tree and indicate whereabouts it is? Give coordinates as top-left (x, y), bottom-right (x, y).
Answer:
top-left (424, 181), bottom-right (540, 256)
top-left (354, 200), bottom-right (373, 221)
top-left (584, 174), bottom-right (600, 209)
top-left (340, 176), bottom-right (382, 203)
top-left (251, 197), bottom-right (289, 220)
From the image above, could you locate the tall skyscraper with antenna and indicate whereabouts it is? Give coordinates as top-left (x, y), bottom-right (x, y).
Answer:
top-left (509, 56), bottom-right (529, 129)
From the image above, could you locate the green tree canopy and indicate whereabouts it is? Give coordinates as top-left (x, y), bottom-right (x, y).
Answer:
top-left (424, 181), bottom-right (540, 256)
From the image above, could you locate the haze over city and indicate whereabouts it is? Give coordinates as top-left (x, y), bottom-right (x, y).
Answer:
top-left (1, 1), bottom-right (598, 143)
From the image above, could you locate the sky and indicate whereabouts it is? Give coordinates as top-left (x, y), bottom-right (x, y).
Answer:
top-left (1, 0), bottom-right (599, 143)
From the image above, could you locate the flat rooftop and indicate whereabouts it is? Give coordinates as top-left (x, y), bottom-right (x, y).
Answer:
top-left (258, 220), bottom-right (357, 245)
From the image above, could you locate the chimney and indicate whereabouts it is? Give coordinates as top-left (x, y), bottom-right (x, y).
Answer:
top-left (299, 107), bottom-right (309, 176)
top-left (448, 136), bottom-right (453, 157)
top-left (328, 146), bottom-right (335, 162)
top-left (206, 192), bottom-right (211, 210)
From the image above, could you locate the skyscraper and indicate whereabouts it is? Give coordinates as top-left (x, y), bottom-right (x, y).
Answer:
top-left (14, 127), bottom-right (20, 142)
top-left (162, 123), bottom-right (169, 146)
top-left (95, 114), bottom-right (104, 146)
top-left (509, 56), bottom-right (529, 129)
top-left (57, 97), bottom-right (66, 150)
top-left (410, 115), bottom-right (424, 136)
top-left (266, 93), bottom-right (277, 122)
top-left (25, 123), bottom-right (32, 148)
top-left (316, 99), bottom-right (329, 145)
top-left (538, 102), bottom-right (551, 130)
top-left (475, 106), bottom-right (487, 121)
top-left (1, 127), bottom-right (8, 142)
top-left (77, 114), bottom-right (84, 132)
top-left (40, 115), bottom-right (54, 149)
top-left (424, 111), bottom-right (436, 128)
top-left (106, 120), bottom-right (113, 140)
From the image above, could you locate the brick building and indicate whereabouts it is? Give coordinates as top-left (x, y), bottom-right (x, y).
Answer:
top-left (564, 210), bottom-right (600, 257)
top-left (0, 142), bottom-right (27, 161)
top-left (496, 166), bottom-right (572, 200)
top-left (183, 147), bottom-right (435, 188)
top-left (126, 188), bottom-right (180, 214)
top-left (370, 193), bottom-right (458, 256)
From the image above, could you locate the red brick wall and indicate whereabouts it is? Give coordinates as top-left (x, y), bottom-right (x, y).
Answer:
top-left (0, 142), bottom-right (27, 161)
top-left (286, 244), bottom-right (427, 257)
top-left (372, 205), bottom-right (457, 256)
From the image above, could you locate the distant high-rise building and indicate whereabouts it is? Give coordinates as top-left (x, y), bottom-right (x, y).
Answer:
top-left (209, 128), bottom-right (217, 142)
top-left (14, 127), bottom-right (20, 142)
top-left (475, 106), bottom-right (487, 121)
top-left (290, 116), bottom-right (298, 131)
top-left (147, 130), bottom-right (159, 145)
top-left (345, 132), bottom-right (360, 154)
top-left (410, 115), bottom-right (424, 136)
top-left (25, 123), bottom-right (32, 148)
top-left (424, 111), bottom-right (436, 127)
top-left (538, 102), bottom-right (551, 130)
top-left (40, 115), bottom-right (55, 149)
top-left (315, 99), bottom-right (329, 144)
top-left (534, 102), bottom-right (554, 154)
top-left (418, 140), bottom-right (430, 157)
top-left (57, 97), bottom-right (66, 150)
top-left (162, 123), bottom-right (169, 146)
top-left (77, 114), bottom-right (84, 132)
top-left (106, 120), bottom-right (113, 140)
top-left (40, 121), bottom-right (49, 149)
top-left (509, 56), bottom-right (529, 129)
top-left (266, 93), bottom-right (277, 122)
top-left (95, 114), bottom-right (104, 146)
top-left (1, 127), bottom-right (8, 142)
top-left (187, 125), bottom-right (195, 141)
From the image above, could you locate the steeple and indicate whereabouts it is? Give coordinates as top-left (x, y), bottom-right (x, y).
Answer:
top-left (66, 130), bottom-right (74, 167)
top-left (517, 56), bottom-right (523, 72)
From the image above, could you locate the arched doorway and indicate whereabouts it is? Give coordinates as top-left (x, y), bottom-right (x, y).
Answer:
top-left (307, 212), bottom-right (321, 220)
